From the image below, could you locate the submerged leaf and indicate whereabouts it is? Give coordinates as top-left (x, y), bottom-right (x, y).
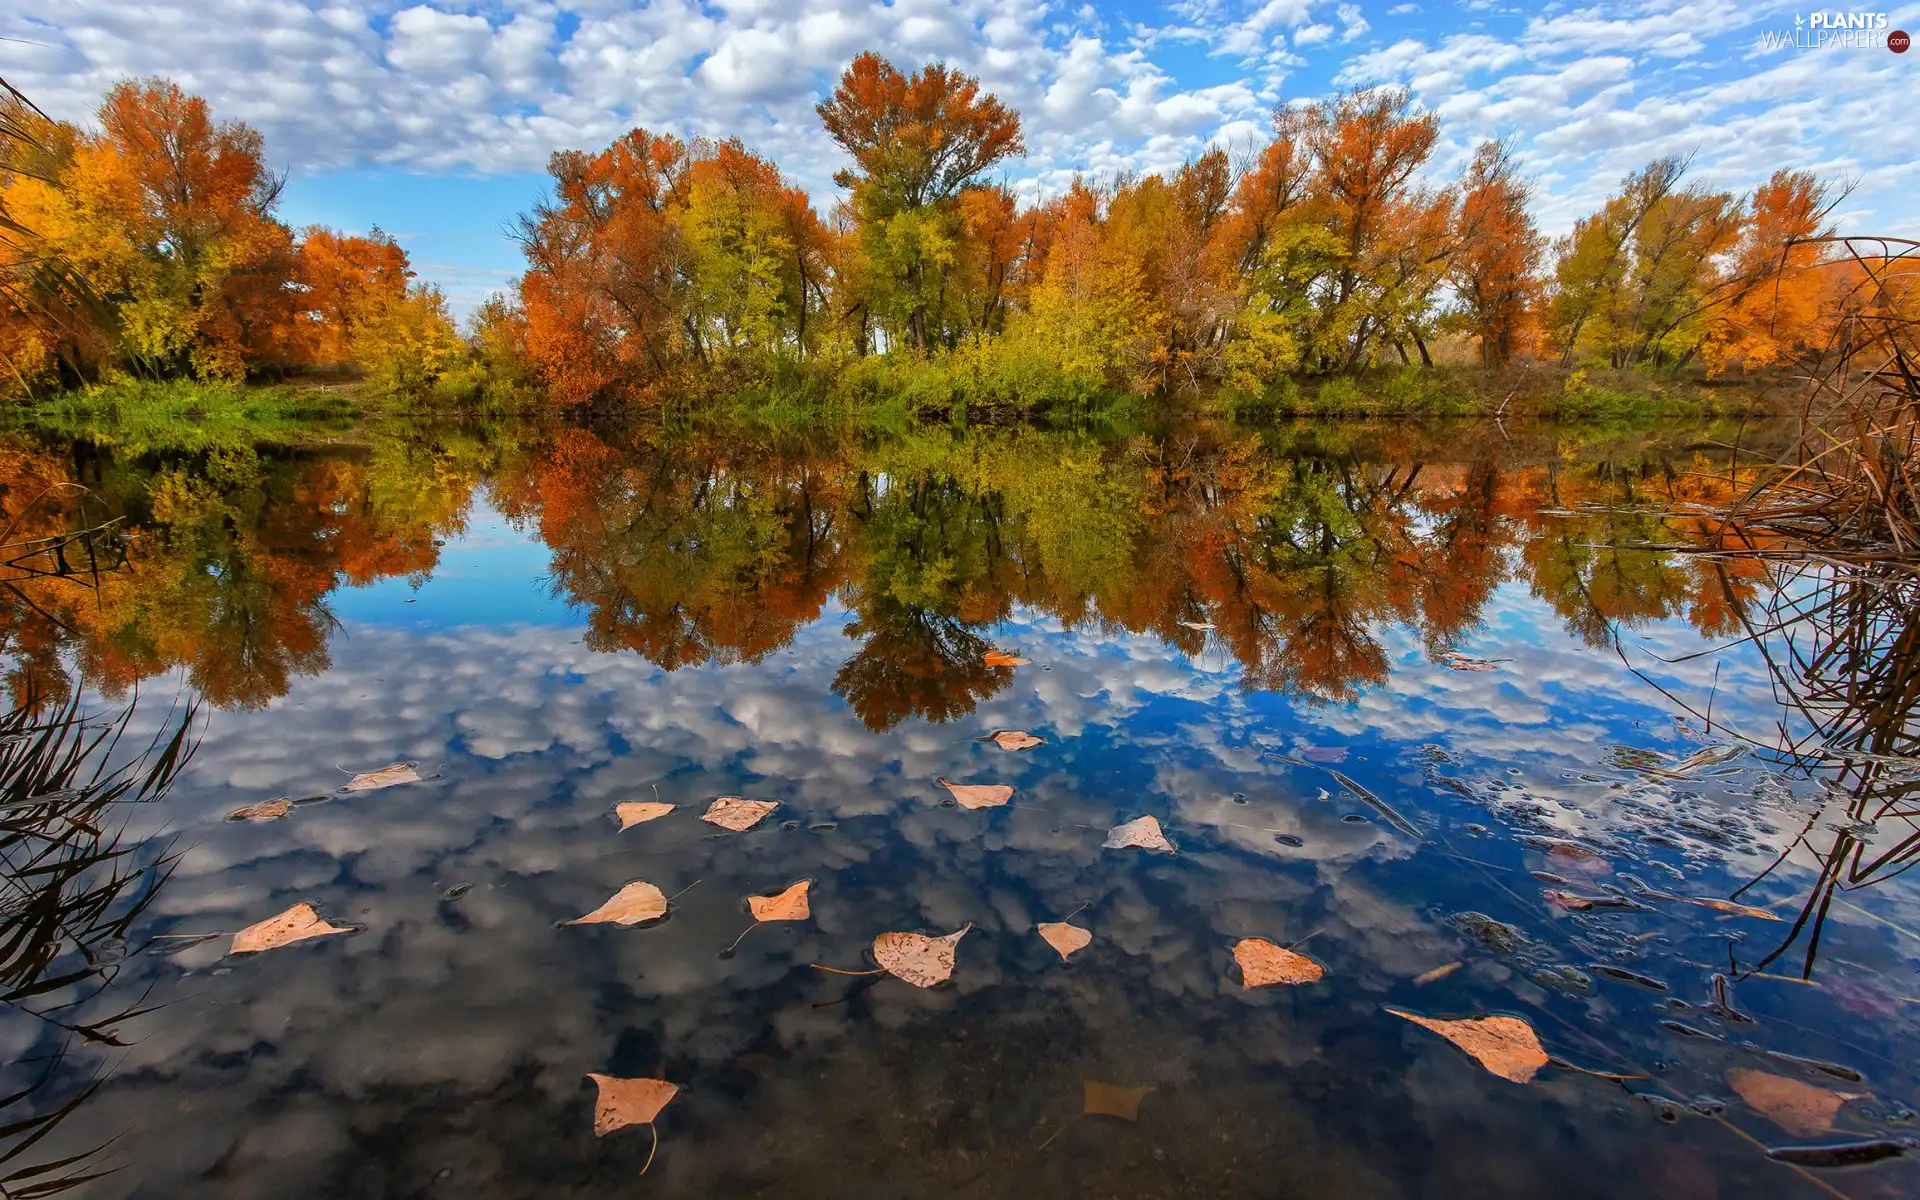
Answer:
top-left (1233, 937), bottom-right (1325, 987)
top-left (873, 925), bottom-right (971, 988)
top-left (938, 777), bottom-right (1014, 810)
top-left (587, 1074), bottom-right (677, 1136)
top-left (231, 903), bottom-right (353, 955)
top-left (1083, 1081), bottom-right (1154, 1121)
top-left (701, 797), bottom-right (778, 831)
top-left (229, 798), bottom-right (292, 822)
top-left (1413, 961), bottom-right (1463, 986)
top-left (1103, 815), bottom-right (1175, 854)
top-left (983, 729), bottom-right (1043, 752)
top-left (1387, 1007), bottom-right (1549, 1083)
top-left (1726, 1068), bottom-right (1865, 1137)
top-left (616, 801), bottom-right (675, 830)
top-left (747, 880), bottom-right (812, 922)
top-left (566, 881), bottom-right (669, 926)
top-left (1038, 922), bottom-right (1092, 961)
top-left (341, 762), bottom-right (421, 792)
top-left (983, 650), bottom-right (1030, 668)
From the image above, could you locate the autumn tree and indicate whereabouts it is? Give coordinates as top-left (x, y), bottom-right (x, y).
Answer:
top-left (817, 53), bottom-right (1024, 351)
top-left (1449, 141), bottom-right (1543, 366)
top-left (1702, 170), bottom-right (1842, 372)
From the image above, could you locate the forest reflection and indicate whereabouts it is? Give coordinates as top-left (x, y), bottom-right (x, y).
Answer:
top-left (0, 420), bottom-right (1780, 724)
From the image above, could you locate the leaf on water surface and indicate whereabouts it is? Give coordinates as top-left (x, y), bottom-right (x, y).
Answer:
top-left (701, 797), bottom-right (779, 831)
top-left (1648, 891), bottom-right (1781, 921)
top-left (1083, 1082), bottom-right (1154, 1121)
top-left (982, 729), bottom-right (1043, 752)
top-left (1726, 1068), bottom-right (1865, 1137)
top-left (1233, 938), bottom-right (1325, 987)
top-left (983, 650), bottom-right (1030, 668)
top-left (587, 1074), bottom-right (678, 1137)
top-left (1387, 1007), bottom-right (1549, 1083)
top-left (1413, 961), bottom-right (1463, 986)
top-left (937, 777), bottom-right (1014, 810)
top-left (1176, 620), bottom-right (1214, 632)
top-left (1675, 744), bottom-right (1746, 772)
top-left (747, 880), bottom-right (811, 922)
top-left (341, 762), bottom-right (421, 792)
top-left (873, 925), bottom-right (970, 988)
top-left (1437, 652), bottom-right (1501, 672)
top-left (616, 801), bottom-right (675, 830)
top-left (229, 798), bottom-right (292, 822)
top-left (1038, 922), bottom-right (1092, 961)
top-left (565, 881), bottom-right (669, 926)
top-left (231, 903), bottom-right (353, 955)
top-left (1301, 745), bottom-right (1349, 764)
top-left (1103, 815), bottom-right (1175, 853)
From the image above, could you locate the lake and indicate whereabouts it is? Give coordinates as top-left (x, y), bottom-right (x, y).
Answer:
top-left (2, 415), bottom-right (1915, 1199)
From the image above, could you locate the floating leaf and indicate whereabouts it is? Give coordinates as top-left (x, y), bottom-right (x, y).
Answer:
top-left (983, 650), bottom-right (1030, 668)
top-left (229, 798), bottom-right (292, 822)
top-left (231, 903), bottom-right (353, 955)
top-left (1413, 961), bottom-right (1463, 986)
top-left (873, 925), bottom-right (970, 988)
top-left (1176, 620), bottom-right (1214, 632)
top-left (1635, 886), bottom-right (1781, 920)
top-left (1387, 1007), bottom-right (1549, 1083)
top-left (1726, 1068), bottom-right (1865, 1137)
top-left (747, 879), bottom-right (812, 922)
top-left (1233, 937), bottom-right (1325, 987)
top-left (565, 881), bottom-right (669, 926)
top-left (588, 1073), bottom-right (678, 1136)
top-left (1083, 1081), bottom-right (1154, 1121)
top-left (1103, 815), bottom-right (1174, 854)
top-left (1301, 745), bottom-right (1349, 764)
top-left (938, 777), bottom-right (1014, 810)
top-left (982, 729), bottom-right (1043, 752)
top-left (1437, 652), bottom-right (1501, 672)
top-left (701, 797), bottom-right (778, 831)
top-left (1038, 922), bottom-right (1092, 961)
top-left (341, 762), bottom-right (421, 792)
top-left (616, 801), bottom-right (675, 830)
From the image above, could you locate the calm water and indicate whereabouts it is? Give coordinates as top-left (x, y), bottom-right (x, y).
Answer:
top-left (2, 417), bottom-right (1917, 1199)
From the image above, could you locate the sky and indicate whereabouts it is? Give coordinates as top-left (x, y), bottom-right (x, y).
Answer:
top-left (3, 0), bottom-right (1915, 316)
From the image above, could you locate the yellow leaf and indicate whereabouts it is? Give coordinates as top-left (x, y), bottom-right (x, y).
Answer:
top-left (874, 925), bottom-right (971, 988)
top-left (341, 762), bottom-right (421, 792)
top-left (983, 729), bottom-right (1043, 751)
top-left (229, 798), bottom-right (292, 822)
top-left (938, 777), bottom-right (1014, 810)
top-left (1103, 815), bottom-right (1174, 854)
top-left (1038, 922), bottom-right (1092, 961)
top-left (1083, 1081), bottom-right (1154, 1121)
top-left (587, 1073), bottom-right (677, 1136)
top-left (231, 903), bottom-right (353, 955)
top-left (616, 801), bottom-right (675, 830)
top-left (1413, 961), bottom-right (1463, 986)
top-left (1387, 1007), bottom-right (1548, 1083)
top-left (983, 650), bottom-right (1030, 668)
top-left (747, 880), bottom-right (811, 922)
top-left (701, 797), bottom-right (778, 831)
top-left (565, 881), bottom-right (669, 926)
top-left (1726, 1068), bottom-right (1864, 1137)
top-left (1233, 937), bottom-right (1324, 987)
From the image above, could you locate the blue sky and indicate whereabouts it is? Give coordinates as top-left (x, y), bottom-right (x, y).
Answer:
top-left (5, 0), bottom-right (1915, 316)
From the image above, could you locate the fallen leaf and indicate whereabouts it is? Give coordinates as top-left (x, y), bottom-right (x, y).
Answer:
top-left (1413, 961), bottom-right (1463, 986)
top-left (938, 777), bottom-right (1014, 810)
top-left (1038, 922), bottom-right (1092, 961)
top-left (1083, 1081), bottom-right (1154, 1121)
top-left (1438, 652), bottom-right (1501, 672)
top-left (1726, 1068), bottom-right (1865, 1137)
top-left (873, 925), bottom-right (970, 988)
top-left (1636, 888), bottom-right (1781, 921)
top-left (983, 729), bottom-right (1043, 752)
top-left (1544, 889), bottom-right (1596, 911)
top-left (1387, 1007), bottom-right (1549, 1083)
top-left (747, 880), bottom-right (811, 922)
top-left (1177, 620), bottom-right (1214, 632)
top-left (983, 650), bottom-right (1030, 668)
top-left (1103, 815), bottom-right (1175, 854)
top-left (587, 1074), bottom-right (677, 1137)
top-left (341, 762), bottom-right (421, 792)
top-left (229, 798), bottom-right (292, 822)
top-left (1301, 745), bottom-right (1349, 764)
top-left (231, 903), bottom-right (352, 955)
top-left (701, 797), bottom-right (778, 831)
top-left (565, 881), bottom-right (669, 926)
top-left (1233, 937), bottom-right (1325, 987)
top-left (616, 801), bottom-right (675, 830)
